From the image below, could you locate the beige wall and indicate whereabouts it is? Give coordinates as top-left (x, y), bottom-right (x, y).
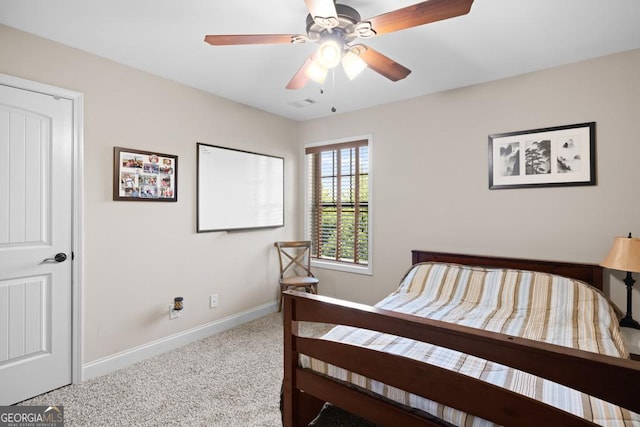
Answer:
top-left (0, 24), bottom-right (299, 362)
top-left (298, 48), bottom-right (640, 320)
top-left (3, 21), bottom-right (639, 366)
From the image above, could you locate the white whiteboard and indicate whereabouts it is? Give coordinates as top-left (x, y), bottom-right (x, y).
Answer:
top-left (197, 143), bottom-right (284, 232)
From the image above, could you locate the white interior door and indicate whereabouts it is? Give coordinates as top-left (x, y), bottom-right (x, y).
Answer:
top-left (0, 83), bottom-right (73, 405)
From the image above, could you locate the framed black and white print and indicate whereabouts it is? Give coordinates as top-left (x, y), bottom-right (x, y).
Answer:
top-left (113, 147), bottom-right (178, 201)
top-left (488, 122), bottom-right (595, 190)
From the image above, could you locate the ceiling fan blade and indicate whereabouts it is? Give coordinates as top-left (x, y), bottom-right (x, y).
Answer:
top-left (305, 0), bottom-right (339, 29)
top-left (357, 45), bottom-right (411, 82)
top-left (204, 34), bottom-right (303, 46)
top-left (286, 55), bottom-right (314, 90)
top-left (362, 0), bottom-right (474, 36)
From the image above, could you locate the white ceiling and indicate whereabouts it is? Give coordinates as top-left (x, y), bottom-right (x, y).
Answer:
top-left (1, 0), bottom-right (639, 121)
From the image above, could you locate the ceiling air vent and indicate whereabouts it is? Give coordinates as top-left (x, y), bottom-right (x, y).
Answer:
top-left (288, 98), bottom-right (316, 109)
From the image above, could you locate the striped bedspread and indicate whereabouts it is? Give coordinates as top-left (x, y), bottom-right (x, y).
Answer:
top-left (301, 262), bottom-right (639, 426)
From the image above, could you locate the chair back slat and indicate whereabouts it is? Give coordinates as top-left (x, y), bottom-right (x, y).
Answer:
top-left (275, 241), bottom-right (318, 312)
top-left (275, 241), bottom-right (315, 279)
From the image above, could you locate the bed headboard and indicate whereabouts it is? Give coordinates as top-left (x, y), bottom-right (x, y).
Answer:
top-left (412, 250), bottom-right (604, 291)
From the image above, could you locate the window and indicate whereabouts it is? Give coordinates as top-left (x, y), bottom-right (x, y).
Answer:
top-left (305, 137), bottom-right (371, 274)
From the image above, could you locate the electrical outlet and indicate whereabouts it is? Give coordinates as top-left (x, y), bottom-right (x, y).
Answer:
top-left (210, 294), bottom-right (219, 308)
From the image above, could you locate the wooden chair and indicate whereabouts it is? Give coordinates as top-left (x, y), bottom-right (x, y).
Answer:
top-left (275, 241), bottom-right (319, 312)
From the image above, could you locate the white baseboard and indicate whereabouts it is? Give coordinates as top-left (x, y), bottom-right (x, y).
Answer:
top-left (82, 301), bottom-right (278, 381)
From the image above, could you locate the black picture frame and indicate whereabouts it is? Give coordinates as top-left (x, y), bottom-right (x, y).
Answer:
top-left (113, 147), bottom-right (178, 202)
top-left (488, 122), bottom-right (596, 190)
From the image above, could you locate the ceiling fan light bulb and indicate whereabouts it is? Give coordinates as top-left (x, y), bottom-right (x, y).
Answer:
top-left (305, 60), bottom-right (328, 84)
top-left (342, 51), bottom-right (367, 80)
top-left (317, 39), bottom-right (342, 69)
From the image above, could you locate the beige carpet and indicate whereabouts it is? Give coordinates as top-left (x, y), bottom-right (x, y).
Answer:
top-left (19, 313), bottom-right (332, 426)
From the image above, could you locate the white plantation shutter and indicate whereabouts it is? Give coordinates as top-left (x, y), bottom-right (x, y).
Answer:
top-left (305, 139), bottom-right (369, 266)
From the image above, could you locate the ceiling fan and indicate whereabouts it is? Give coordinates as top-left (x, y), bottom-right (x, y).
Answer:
top-left (204, 0), bottom-right (474, 90)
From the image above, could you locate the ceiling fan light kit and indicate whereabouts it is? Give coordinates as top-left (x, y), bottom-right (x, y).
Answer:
top-left (204, 0), bottom-right (474, 90)
top-left (305, 57), bottom-right (329, 84)
top-left (342, 50), bottom-right (368, 80)
top-left (316, 39), bottom-right (343, 69)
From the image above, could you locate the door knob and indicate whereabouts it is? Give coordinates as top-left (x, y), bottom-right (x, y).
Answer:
top-left (43, 253), bottom-right (67, 263)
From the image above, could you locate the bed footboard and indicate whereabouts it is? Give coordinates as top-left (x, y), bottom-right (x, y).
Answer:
top-left (282, 291), bottom-right (640, 427)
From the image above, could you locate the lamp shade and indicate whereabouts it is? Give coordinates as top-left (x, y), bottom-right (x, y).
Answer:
top-left (317, 39), bottom-right (342, 69)
top-left (305, 59), bottom-right (328, 84)
top-left (600, 236), bottom-right (640, 273)
top-left (342, 50), bottom-right (367, 80)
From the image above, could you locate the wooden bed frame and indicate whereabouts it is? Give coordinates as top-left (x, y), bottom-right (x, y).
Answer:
top-left (282, 250), bottom-right (640, 427)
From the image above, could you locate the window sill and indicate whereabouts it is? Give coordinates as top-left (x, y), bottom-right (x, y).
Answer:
top-left (311, 259), bottom-right (372, 276)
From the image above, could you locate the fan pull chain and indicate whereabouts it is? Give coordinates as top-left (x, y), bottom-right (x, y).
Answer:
top-left (319, 70), bottom-right (338, 113)
top-left (330, 68), bottom-right (337, 113)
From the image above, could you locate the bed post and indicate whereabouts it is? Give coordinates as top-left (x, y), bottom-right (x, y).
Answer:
top-left (283, 291), bottom-right (326, 427)
top-left (283, 292), bottom-right (298, 427)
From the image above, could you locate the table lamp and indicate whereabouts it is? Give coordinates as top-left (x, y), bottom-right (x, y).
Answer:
top-left (600, 232), bottom-right (640, 329)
